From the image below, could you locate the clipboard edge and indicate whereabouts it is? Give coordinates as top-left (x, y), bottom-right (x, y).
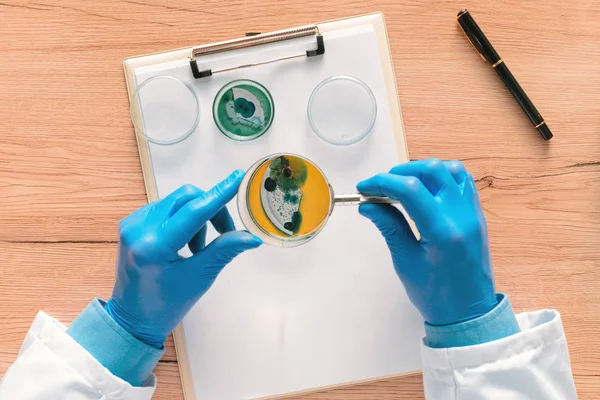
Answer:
top-left (378, 12), bottom-right (411, 162)
top-left (172, 325), bottom-right (195, 400)
top-left (256, 370), bottom-right (421, 400)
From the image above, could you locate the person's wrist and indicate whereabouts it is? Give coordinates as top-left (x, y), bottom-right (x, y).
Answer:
top-left (425, 289), bottom-right (499, 326)
top-left (105, 298), bottom-right (166, 349)
top-left (67, 299), bottom-right (165, 386)
top-left (425, 293), bottom-right (520, 348)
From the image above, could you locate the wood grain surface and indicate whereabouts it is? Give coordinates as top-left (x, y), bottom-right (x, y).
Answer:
top-left (1, 0), bottom-right (599, 398)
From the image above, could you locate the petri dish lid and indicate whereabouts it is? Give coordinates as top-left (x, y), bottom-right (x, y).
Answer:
top-left (307, 76), bottom-right (377, 146)
top-left (130, 75), bottom-right (199, 145)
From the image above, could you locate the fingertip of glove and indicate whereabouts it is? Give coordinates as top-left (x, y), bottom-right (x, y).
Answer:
top-left (356, 179), bottom-right (368, 193)
top-left (219, 170), bottom-right (245, 190)
top-left (208, 170), bottom-right (246, 203)
top-left (231, 169), bottom-right (246, 182)
top-left (467, 173), bottom-right (477, 191)
top-left (357, 174), bottom-right (390, 196)
top-left (248, 234), bottom-right (263, 248)
top-left (235, 230), bottom-right (263, 248)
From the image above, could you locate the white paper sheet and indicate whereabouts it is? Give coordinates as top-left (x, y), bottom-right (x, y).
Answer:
top-left (133, 25), bottom-right (423, 400)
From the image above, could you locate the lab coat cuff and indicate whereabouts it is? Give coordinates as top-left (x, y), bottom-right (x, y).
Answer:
top-left (424, 293), bottom-right (520, 348)
top-left (67, 298), bottom-right (165, 387)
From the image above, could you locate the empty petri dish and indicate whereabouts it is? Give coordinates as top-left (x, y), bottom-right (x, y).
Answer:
top-left (238, 154), bottom-right (333, 247)
top-left (213, 79), bottom-right (275, 141)
top-left (307, 76), bottom-right (377, 146)
top-left (130, 75), bottom-right (199, 145)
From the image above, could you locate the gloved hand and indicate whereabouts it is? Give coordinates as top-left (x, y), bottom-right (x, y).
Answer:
top-left (105, 170), bottom-right (262, 348)
top-left (357, 159), bottom-right (497, 326)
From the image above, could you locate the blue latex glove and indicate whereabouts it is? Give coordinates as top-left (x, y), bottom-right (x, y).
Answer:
top-left (357, 159), bottom-right (498, 326)
top-left (105, 170), bottom-right (262, 348)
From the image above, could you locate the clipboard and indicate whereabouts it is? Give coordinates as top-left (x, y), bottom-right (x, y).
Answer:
top-left (124, 12), bottom-right (419, 400)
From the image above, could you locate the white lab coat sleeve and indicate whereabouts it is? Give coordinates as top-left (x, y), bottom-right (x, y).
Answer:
top-left (0, 311), bottom-right (156, 400)
top-left (420, 309), bottom-right (577, 399)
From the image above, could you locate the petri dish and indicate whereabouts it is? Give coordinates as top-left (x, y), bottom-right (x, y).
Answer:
top-left (130, 75), bottom-right (199, 145)
top-left (213, 79), bottom-right (275, 141)
top-left (238, 154), bottom-right (397, 247)
top-left (307, 75), bottom-right (377, 146)
top-left (238, 154), bottom-right (334, 247)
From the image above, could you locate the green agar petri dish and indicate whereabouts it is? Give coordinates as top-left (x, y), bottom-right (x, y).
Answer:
top-left (212, 79), bottom-right (275, 141)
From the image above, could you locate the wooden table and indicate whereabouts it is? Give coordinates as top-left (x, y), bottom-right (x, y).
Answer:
top-left (1, 0), bottom-right (599, 398)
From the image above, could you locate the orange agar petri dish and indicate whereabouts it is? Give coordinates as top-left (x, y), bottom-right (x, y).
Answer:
top-left (237, 153), bottom-right (398, 247)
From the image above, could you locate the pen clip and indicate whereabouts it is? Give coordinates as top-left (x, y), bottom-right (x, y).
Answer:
top-left (470, 35), bottom-right (487, 62)
top-left (457, 18), bottom-right (487, 62)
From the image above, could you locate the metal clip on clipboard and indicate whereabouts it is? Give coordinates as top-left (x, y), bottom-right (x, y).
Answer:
top-left (189, 26), bottom-right (325, 79)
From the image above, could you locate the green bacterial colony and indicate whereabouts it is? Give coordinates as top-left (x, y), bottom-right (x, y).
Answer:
top-left (262, 156), bottom-right (306, 234)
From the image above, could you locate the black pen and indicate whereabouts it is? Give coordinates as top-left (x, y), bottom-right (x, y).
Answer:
top-left (457, 9), bottom-right (553, 140)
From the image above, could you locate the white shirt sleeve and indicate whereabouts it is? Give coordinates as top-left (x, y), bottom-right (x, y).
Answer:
top-left (0, 311), bottom-right (156, 400)
top-left (420, 309), bottom-right (577, 399)
top-left (1, 308), bottom-right (577, 400)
